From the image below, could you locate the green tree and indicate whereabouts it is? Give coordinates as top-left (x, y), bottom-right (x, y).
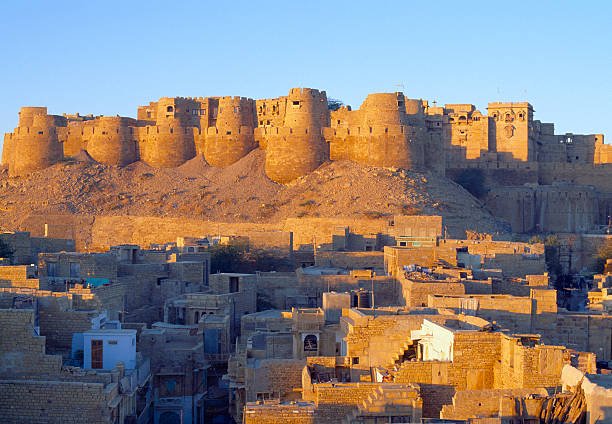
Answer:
top-left (209, 245), bottom-right (244, 273)
top-left (543, 235), bottom-right (562, 281)
top-left (327, 98), bottom-right (344, 111)
top-left (594, 239), bottom-right (612, 273)
top-left (247, 250), bottom-right (293, 272)
top-left (528, 235), bottom-right (544, 244)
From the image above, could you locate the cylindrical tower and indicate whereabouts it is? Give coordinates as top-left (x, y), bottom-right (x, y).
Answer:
top-left (203, 97), bottom-right (257, 167)
top-left (264, 88), bottom-right (330, 183)
top-left (2, 133), bottom-right (15, 168)
top-left (345, 92), bottom-right (423, 170)
top-left (283, 87), bottom-right (330, 129)
top-left (86, 117), bottom-right (138, 166)
top-left (361, 93), bottom-right (407, 126)
top-left (140, 118), bottom-right (196, 168)
top-left (11, 111), bottom-right (64, 176)
top-left (18, 107), bottom-right (48, 127)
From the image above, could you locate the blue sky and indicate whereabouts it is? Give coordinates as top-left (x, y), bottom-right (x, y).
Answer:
top-left (1, 1), bottom-right (610, 146)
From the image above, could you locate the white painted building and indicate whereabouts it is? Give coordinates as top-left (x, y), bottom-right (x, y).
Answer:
top-left (410, 319), bottom-right (455, 361)
top-left (83, 328), bottom-right (137, 370)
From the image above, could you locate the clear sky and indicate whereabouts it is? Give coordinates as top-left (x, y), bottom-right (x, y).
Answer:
top-left (1, 0), bottom-right (610, 147)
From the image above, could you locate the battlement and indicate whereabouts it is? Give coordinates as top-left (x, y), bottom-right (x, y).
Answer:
top-left (444, 104), bottom-right (476, 114)
top-left (217, 96), bottom-right (253, 102)
top-left (254, 126), bottom-right (323, 136)
top-left (18, 107), bottom-right (48, 127)
top-left (205, 125), bottom-right (253, 136)
top-left (140, 124), bottom-right (196, 135)
top-left (325, 124), bottom-right (420, 137)
top-left (288, 87), bottom-right (327, 98)
top-left (2, 88), bottom-right (609, 185)
top-left (487, 102), bottom-right (533, 109)
top-left (12, 126), bottom-right (60, 136)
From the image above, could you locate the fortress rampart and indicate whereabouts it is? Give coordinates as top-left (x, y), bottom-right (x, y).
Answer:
top-left (81, 117), bottom-right (138, 166)
top-left (486, 184), bottom-right (604, 233)
top-left (260, 88), bottom-right (330, 183)
top-left (137, 122), bottom-right (197, 168)
top-left (203, 96), bottom-right (257, 167)
top-left (4, 107), bottom-right (65, 176)
top-left (326, 93), bottom-right (426, 169)
top-left (1, 87), bottom-right (610, 188)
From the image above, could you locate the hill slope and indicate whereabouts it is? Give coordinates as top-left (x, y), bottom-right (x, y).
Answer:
top-left (0, 149), bottom-right (503, 237)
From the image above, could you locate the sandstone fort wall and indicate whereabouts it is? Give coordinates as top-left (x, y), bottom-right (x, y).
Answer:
top-left (3, 88), bottom-right (610, 189)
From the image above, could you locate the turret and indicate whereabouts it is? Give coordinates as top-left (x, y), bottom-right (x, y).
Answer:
top-left (326, 92), bottom-right (425, 170)
top-left (18, 107), bottom-right (49, 127)
top-left (283, 87), bottom-right (330, 129)
top-left (8, 107), bottom-right (65, 176)
top-left (361, 93), bottom-right (407, 126)
top-left (263, 88), bottom-right (330, 183)
top-left (203, 97), bottom-right (257, 167)
top-left (138, 117), bottom-right (196, 168)
top-left (85, 117), bottom-right (138, 166)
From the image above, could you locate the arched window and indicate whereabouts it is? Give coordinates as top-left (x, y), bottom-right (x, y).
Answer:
top-left (166, 106), bottom-right (174, 113)
top-left (304, 334), bottom-right (318, 352)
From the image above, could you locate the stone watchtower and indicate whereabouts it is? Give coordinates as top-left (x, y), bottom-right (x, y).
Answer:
top-left (263, 88), bottom-right (331, 183)
top-left (326, 92), bottom-right (425, 169)
top-left (487, 102), bottom-right (534, 162)
top-left (138, 98), bottom-right (197, 167)
top-left (86, 117), bottom-right (138, 166)
top-left (203, 96), bottom-right (257, 167)
top-left (4, 107), bottom-right (65, 176)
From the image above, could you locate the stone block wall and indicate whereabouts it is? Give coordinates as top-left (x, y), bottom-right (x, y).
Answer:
top-left (0, 379), bottom-right (116, 424)
top-left (394, 361), bottom-right (451, 385)
top-left (245, 359), bottom-right (305, 403)
top-left (401, 280), bottom-right (465, 307)
top-left (36, 296), bottom-right (98, 353)
top-left (0, 309), bottom-right (62, 376)
top-left (314, 251), bottom-right (384, 269)
top-left (244, 403), bottom-right (316, 424)
top-left (449, 332), bottom-right (501, 390)
top-left (439, 388), bottom-right (548, 421)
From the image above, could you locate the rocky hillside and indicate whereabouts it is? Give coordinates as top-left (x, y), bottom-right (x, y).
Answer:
top-left (0, 149), bottom-right (504, 237)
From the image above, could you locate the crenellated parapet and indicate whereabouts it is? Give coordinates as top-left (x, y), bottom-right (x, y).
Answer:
top-left (202, 96), bottom-right (257, 167)
top-left (136, 120), bottom-right (197, 168)
top-left (326, 93), bottom-right (426, 170)
top-left (4, 107), bottom-right (65, 176)
top-left (67, 117), bottom-right (140, 166)
top-left (1, 88), bottom-right (609, 186)
top-left (259, 88), bottom-right (331, 183)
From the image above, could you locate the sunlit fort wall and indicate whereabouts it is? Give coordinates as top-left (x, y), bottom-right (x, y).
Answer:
top-left (2, 87), bottom-right (611, 190)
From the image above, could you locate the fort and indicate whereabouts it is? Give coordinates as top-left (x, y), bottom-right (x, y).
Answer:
top-left (2, 87), bottom-right (612, 233)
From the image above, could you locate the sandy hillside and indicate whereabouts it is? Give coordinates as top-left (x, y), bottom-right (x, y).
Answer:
top-left (0, 149), bottom-right (503, 237)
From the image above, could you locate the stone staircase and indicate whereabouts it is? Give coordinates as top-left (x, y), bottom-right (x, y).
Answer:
top-left (341, 384), bottom-right (421, 424)
top-left (386, 340), bottom-right (413, 370)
